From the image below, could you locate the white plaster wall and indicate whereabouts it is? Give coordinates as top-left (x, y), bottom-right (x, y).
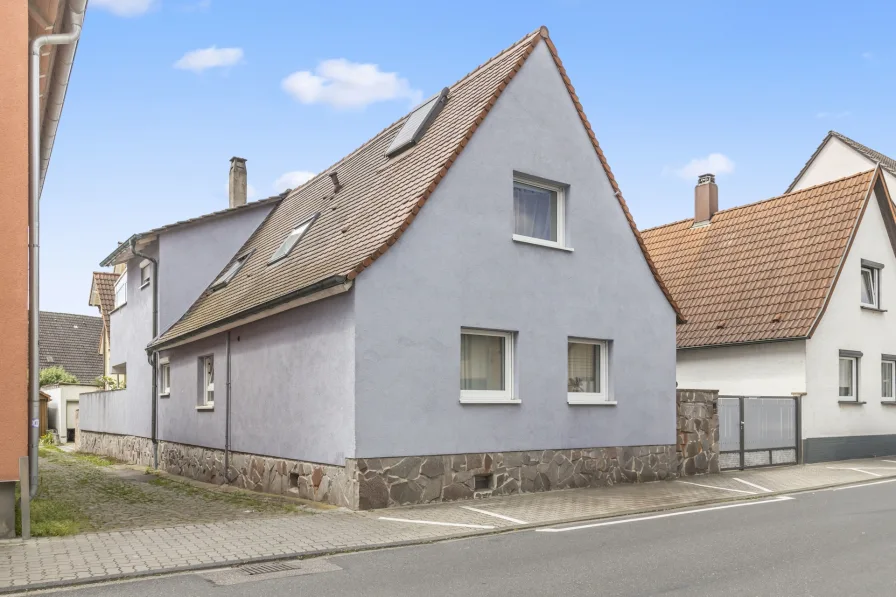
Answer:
top-left (676, 341), bottom-right (806, 396)
top-left (790, 137), bottom-right (877, 191)
top-left (804, 186), bottom-right (896, 439)
top-left (44, 384), bottom-right (97, 439)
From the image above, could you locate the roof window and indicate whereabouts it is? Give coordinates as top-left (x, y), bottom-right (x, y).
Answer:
top-left (269, 214), bottom-right (318, 265)
top-left (385, 87), bottom-right (449, 158)
top-left (211, 250), bottom-right (253, 291)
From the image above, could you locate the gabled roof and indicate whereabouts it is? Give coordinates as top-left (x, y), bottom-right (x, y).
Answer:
top-left (39, 311), bottom-right (104, 383)
top-left (153, 27), bottom-right (683, 349)
top-left (100, 193), bottom-right (286, 267)
top-left (785, 130), bottom-right (896, 193)
top-left (89, 271), bottom-right (119, 334)
top-left (642, 169), bottom-right (890, 349)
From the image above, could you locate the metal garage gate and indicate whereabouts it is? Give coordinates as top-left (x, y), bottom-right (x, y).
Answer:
top-left (719, 396), bottom-right (800, 470)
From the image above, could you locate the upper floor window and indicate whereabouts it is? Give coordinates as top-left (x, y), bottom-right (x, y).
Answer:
top-left (568, 339), bottom-right (610, 404)
top-left (269, 215), bottom-right (318, 264)
top-left (861, 260), bottom-right (882, 309)
top-left (212, 250), bottom-right (252, 291)
top-left (140, 261), bottom-right (151, 289)
top-left (460, 328), bottom-right (516, 404)
top-left (512, 176), bottom-right (566, 250)
top-left (114, 270), bottom-right (127, 308)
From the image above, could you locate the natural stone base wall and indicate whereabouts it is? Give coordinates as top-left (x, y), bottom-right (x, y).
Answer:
top-left (356, 445), bottom-right (678, 509)
top-left (676, 389), bottom-right (721, 475)
top-left (78, 431), bottom-right (357, 508)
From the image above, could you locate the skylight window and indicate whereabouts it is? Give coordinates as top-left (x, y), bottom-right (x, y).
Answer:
top-left (385, 87), bottom-right (449, 158)
top-left (211, 250), bottom-right (253, 291)
top-left (269, 214), bottom-right (318, 265)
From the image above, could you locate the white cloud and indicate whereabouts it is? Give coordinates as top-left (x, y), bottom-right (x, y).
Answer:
top-left (815, 110), bottom-right (851, 119)
top-left (174, 46), bottom-right (244, 73)
top-left (666, 153), bottom-right (735, 180)
top-left (862, 51), bottom-right (874, 60)
top-left (282, 59), bottom-right (422, 109)
top-left (274, 171), bottom-right (316, 192)
top-left (92, 0), bottom-right (157, 16)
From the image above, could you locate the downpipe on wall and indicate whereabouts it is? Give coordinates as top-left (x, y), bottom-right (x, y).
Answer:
top-left (225, 331), bottom-right (232, 475)
top-left (28, 0), bottom-right (88, 498)
top-left (131, 238), bottom-right (160, 469)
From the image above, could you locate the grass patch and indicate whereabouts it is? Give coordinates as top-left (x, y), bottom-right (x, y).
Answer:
top-left (148, 477), bottom-right (299, 514)
top-left (15, 478), bottom-right (88, 537)
top-left (70, 452), bottom-right (119, 467)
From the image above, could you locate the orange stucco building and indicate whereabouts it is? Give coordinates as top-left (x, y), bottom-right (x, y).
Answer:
top-left (0, 0), bottom-right (86, 538)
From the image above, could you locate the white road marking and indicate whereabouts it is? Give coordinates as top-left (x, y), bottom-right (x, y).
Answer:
top-left (881, 460), bottom-right (896, 465)
top-left (535, 496), bottom-right (794, 533)
top-left (676, 480), bottom-right (756, 495)
top-left (460, 506), bottom-right (528, 525)
top-left (378, 517), bottom-right (494, 529)
top-left (827, 467), bottom-right (882, 477)
top-left (832, 478), bottom-right (896, 491)
top-left (732, 477), bottom-right (772, 493)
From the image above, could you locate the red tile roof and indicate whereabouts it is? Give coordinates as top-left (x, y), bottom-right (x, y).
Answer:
top-left (642, 170), bottom-right (883, 348)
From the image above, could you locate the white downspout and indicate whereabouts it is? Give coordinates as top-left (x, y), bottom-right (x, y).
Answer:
top-left (28, 0), bottom-right (89, 498)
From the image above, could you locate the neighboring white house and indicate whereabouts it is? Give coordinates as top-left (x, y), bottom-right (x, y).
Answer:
top-left (643, 168), bottom-right (896, 463)
top-left (787, 130), bottom-right (896, 195)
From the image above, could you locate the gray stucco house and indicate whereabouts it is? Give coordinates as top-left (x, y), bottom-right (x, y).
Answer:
top-left (80, 27), bottom-right (685, 509)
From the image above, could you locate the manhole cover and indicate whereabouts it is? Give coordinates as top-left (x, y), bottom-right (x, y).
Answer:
top-left (241, 562), bottom-right (299, 576)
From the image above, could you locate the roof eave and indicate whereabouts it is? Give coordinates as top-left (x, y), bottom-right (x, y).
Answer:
top-left (677, 335), bottom-right (810, 350)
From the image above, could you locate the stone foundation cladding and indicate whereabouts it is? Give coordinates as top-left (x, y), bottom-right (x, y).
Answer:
top-left (356, 445), bottom-right (679, 509)
top-left (78, 431), bottom-right (357, 509)
top-left (80, 390), bottom-right (719, 511)
top-left (676, 389), bottom-right (720, 475)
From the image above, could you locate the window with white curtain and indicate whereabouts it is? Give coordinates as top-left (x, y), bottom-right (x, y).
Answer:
top-left (199, 356), bottom-right (214, 408)
top-left (512, 176), bottom-right (565, 249)
top-left (883, 360), bottom-right (895, 400)
top-left (568, 339), bottom-right (610, 403)
top-left (839, 356), bottom-right (857, 401)
top-left (460, 329), bottom-right (515, 403)
top-left (114, 270), bottom-right (127, 309)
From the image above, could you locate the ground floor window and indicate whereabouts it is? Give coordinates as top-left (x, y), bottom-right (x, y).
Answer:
top-left (838, 354), bottom-right (858, 401)
top-left (567, 339), bottom-right (609, 403)
top-left (460, 329), bottom-right (514, 403)
top-left (199, 355), bottom-right (214, 407)
top-left (882, 359), bottom-right (895, 399)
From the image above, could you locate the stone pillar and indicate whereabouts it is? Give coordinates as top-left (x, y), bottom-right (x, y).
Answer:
top-left (676, 389), bottom-right (720, 475)
top-left (0, 482), bottom-right (14, 539)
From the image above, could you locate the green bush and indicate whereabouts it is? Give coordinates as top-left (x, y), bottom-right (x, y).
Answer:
top-left (39, 366), bottom-right (78, 387)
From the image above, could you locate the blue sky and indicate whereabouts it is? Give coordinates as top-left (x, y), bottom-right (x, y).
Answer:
top-left (43, 0), bottom-right (896, 315)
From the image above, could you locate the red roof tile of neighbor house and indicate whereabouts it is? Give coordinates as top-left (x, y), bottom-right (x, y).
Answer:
top-left (89, 271), bottom-right (119, 333)
top-left (153, 27), bottom-right (683, 349)
top-left (641, 169), bottom-right (890, 349)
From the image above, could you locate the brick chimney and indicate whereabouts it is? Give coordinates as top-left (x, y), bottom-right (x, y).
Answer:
top-left (229, 157), bottom-right (247, 208)
top-left (694, 173), bottom-right (718, 225)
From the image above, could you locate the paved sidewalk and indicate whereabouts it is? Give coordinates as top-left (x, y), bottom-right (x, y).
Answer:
top-left (3, 457), bottom-right (896, 593)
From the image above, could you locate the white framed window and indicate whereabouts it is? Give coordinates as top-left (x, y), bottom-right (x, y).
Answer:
top-left (199, 355), bottom-right (214, 408)
top-left (140, 261), bottom-right (151, 289)
top-left (159, 361), bottom-right (171, 397)
top-left (861, 265), bottom-right (880, 308)
top-left (460, 328), bottom-right (516, 403)
top-left (114, 270), bottom-right (127, 309)
top-left (839, 355), bottom-right (858, 401)
top-left (212, 250), bottom-right (252, 291)
top-left (269, 214), bottom-right (318, 264)
top-left (512, 175), bottom-right (567, 250)
top-left (883, 359), bottom-right (895, 400)
top-left (567, 339), bottom-right (611, 404)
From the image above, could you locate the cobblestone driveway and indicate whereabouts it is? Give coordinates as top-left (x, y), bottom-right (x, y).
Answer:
top-left (34, 449), bottom-right (303, 533)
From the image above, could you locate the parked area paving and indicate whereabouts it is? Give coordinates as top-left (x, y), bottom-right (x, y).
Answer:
top-left (2, 456), bottom-right (896, 593)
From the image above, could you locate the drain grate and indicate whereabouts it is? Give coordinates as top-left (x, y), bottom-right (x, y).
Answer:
top-left (240, 562), bottom-right (300, 576)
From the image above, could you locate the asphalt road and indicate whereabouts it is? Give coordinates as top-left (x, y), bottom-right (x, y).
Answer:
top-left (26, 480), bottom-right (896, 596)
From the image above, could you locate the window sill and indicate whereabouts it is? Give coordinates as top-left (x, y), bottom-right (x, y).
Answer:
top-left (140, 281), bottom-right (151, 290)
top-left (880, 401), bottom-right (896, 406)
top-left (568, 399), bottom-right (616, 406)
top-left (459, 397), bottom-right (521, 405)
top-left (838, 400), bottom-right (866, 405)
top-left (196, 405), bottom-right (214, 411)
top-left (512, 235), bottom-right (573, 252)
top-left (159, 393), bottom-right (170, 399)
top-left (860, 305), bottom-right (886, 313)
